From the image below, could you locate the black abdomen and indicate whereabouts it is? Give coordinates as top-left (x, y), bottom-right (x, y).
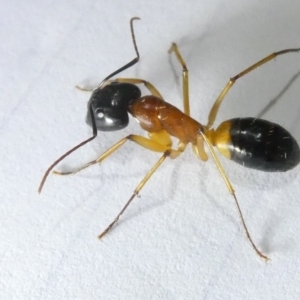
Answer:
top-left (215, 118), bottom-right (300, 171)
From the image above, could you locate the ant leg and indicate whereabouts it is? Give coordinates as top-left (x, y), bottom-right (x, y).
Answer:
top-left (107, 78), bottom-right (164, 99)
top-left (98, 150), bottom-right (170, 238)
top-left (75, 85), bottom-right (94, 92)
top-left (53, 129), bottom-right (186, 238)
top-left (54, 131), bottom-right (182, 176)
top-left (168, 43), bottom-right (190, 116)
top-left (76, 77), bottom-right (163, 97)
top-left (207, 48), bottom-right (300, 129)
top-left (198, 130), bottom-right (270, 261)
top-left (53, 137), bottom-right (131, 176)
top-left (98, 141), bottom-right (186, 239)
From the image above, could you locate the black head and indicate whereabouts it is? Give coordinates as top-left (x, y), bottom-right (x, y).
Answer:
top-left (86, 82), bottom-right (141, 131)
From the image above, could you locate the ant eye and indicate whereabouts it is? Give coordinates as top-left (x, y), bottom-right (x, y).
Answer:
top-left (96, 110), bottom-right (104, 119)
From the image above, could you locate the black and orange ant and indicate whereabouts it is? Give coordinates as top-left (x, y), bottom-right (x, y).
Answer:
top-left (38, 17), bottom-right (300, 261)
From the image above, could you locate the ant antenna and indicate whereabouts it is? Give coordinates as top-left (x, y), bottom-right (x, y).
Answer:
top-left (38, 17), bottom-right (141, 193)
top-left (98, 17), bottom-right (140, 87)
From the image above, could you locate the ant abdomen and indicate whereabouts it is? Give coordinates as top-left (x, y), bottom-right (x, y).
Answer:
top-left (86, 82), bottom-right (141, 131)
top-left (213, 117), bottom-right (300, 171)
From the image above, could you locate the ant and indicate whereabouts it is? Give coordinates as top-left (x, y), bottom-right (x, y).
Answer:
top-left (38, 17), bottom-right (300, 261)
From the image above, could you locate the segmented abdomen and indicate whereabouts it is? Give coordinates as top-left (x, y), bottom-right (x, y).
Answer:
top-left (215, 118), bottom-right (300, 171)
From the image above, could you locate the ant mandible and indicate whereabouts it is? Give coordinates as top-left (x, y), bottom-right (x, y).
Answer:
top-left (38, 17), bottom-right (300, 261)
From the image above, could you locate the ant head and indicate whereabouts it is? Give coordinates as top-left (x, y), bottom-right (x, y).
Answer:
top-left (86, 82), bottom-right (141, 131)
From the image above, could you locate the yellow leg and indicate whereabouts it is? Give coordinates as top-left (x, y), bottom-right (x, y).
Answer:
top-left (53, 131), bottom-right (187, 238)
top-left (75, 78), bottom-right (163, 98)
top-left (148, 130), bottom-right (172, 148)
top-left (98, 150), bottom-right (170, 238)
top-left (108, 78), bottom-right (164, 99)
top-left (75, 85), bottom-right (94, 92)
top-left (53, 135), bottom-right (168, 176)
top-left (198, 130), bottom-right (269, 261)
top-left (168, 43), bottom-right (190, 116)
top-left (54, 132), bottom-right (184, 176)
top-left (52, 131), bottom-right (187, 238)
top-left (207, 48), bottom-right (300, 129)
top-left (192, 135), bottom-right (208, 161)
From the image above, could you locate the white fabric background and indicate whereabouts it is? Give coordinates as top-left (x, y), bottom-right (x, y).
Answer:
top-left (1, 1), bottom-right (300, 299)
